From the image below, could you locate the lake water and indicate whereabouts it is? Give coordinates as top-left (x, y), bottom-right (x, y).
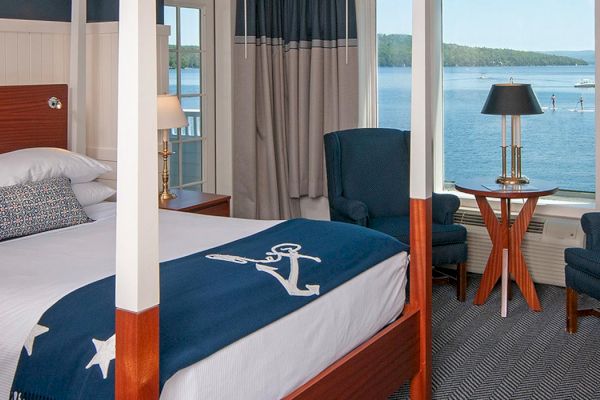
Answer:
top-left (379, 65), bottom-right (596, 192)
top-left (172, 65), bottom-right (596, 192)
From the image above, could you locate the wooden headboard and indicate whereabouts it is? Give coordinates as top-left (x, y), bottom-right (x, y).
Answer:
top-left (0, 84), bottom-right (68, 154)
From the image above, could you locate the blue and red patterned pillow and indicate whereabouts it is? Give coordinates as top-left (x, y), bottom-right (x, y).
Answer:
top-left (0, 176), bottom-right (92, 241)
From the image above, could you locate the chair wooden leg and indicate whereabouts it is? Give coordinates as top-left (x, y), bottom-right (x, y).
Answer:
top-left (566, 287), bottom-right (579, 334)
top-left (456, 263), bottom-right (467, 302)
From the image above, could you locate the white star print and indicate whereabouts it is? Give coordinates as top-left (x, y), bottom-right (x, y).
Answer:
top-left (85, 334), bottom-right (116, 379)
top-left (23, 324), bottom-right (49, 356)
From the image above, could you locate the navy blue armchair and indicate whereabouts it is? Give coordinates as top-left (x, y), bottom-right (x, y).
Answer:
top-left (324, 128), bottom-right (468, 301)
top-left (564, 212), bottom-right (600, 333)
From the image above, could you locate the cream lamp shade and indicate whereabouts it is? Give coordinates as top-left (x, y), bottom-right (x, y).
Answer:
top-left (157, 94), bottom-right (188, 130)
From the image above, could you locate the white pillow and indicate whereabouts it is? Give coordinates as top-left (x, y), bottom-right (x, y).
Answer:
top-left (0, 147), bottom-right (111, 187)
top-left (71, 181), bottom-right (116, 207)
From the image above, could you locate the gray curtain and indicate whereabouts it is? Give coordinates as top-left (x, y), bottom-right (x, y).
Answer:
top-left (233, 0), bottom-right (359, 219)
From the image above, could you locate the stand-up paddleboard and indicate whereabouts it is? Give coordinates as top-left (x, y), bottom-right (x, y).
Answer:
top-left (569, 108), bottom-right (595, 113)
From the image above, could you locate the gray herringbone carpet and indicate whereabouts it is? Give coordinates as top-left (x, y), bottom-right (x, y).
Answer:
top-left (390, 275), bottom-right (600, 400)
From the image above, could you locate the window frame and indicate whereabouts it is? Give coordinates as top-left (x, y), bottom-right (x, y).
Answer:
top-left (165, 0), bottom-right (216, 193)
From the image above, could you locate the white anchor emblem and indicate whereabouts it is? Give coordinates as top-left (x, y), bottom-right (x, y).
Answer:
top-left (206, 243), bottom-right (322, 296)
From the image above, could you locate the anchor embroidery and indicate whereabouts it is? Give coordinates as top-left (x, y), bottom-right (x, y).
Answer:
top-left (206, 243), bottom-right (322, 297)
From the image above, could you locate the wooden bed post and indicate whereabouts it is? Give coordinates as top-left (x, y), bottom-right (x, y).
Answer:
top-left (410, 0), bottom-right (441, 398)
top-left (115, 1), bottom-right (160, 399)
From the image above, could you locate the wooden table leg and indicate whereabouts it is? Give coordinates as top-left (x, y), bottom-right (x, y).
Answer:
top-left (473, 195), bottom-right (542, 312)
top-left (509, 197), bottom-right (542, 311)
top-left (473, 196), bottom-right (503, 305)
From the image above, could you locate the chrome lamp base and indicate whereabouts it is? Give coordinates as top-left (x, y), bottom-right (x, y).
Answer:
top-left (498, 143), bottom-right (529, 186)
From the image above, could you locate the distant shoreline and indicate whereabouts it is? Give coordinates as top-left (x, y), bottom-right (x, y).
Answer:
top-left (377, 64), bottom-right (595, 68)
top-left (378, 34), bottom-right (589, 68)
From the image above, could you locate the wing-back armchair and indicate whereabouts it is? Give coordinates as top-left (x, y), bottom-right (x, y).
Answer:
top-left (564, 212), bottom-right (600, 333)
top-left (324, 128), bottom-right (468, 301)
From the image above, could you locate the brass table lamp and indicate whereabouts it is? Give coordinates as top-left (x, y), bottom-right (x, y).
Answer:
top-left (481, 81), bottom-right (543, 185)
top-left (157, 95), bottom-right (188, 200)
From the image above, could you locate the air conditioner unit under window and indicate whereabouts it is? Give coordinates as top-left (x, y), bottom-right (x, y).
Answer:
top-left (454, 208), bottom-right (585, 287)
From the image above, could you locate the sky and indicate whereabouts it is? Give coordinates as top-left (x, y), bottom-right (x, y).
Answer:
top-left (377, 0), bottom-right (595, 52)
top-left (164, 6), bottom-right (201, 47)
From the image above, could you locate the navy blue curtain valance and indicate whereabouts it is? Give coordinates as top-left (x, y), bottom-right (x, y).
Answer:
top-left (235, 0), bottom-right (357, 44)
top-left (0, 0), bottom-right (164, 24)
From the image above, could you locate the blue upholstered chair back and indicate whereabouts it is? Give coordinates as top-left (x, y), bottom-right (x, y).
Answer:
top-left (324, 128), bottom-right (411, 218)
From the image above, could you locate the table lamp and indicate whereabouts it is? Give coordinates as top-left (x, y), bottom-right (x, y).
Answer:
top-left (157, 94), bottom-right (188, 200)
top-left (481, 80), bottom-right (543, 185)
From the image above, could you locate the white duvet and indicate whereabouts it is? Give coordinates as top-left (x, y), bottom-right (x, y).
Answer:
top-left (0, 203), bottom-right (408, 399)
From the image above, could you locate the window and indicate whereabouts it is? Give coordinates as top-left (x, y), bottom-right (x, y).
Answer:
top-left (376, 0), bottom-right (596, 196)
top-left (443, 0), bottom-right (595, 194)
top-left (377, 0), bottom-right (412, 130)
top-left (164, 1), bottom-right (215, 192)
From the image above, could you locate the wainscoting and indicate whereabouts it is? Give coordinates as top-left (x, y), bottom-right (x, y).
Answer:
top-left (0, 18), bottom-right (170, 189)
top-left (0, 19), bottom-right (70, 85)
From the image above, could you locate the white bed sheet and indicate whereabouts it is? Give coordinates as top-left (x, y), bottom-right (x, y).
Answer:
top-left (0, 202), bottom-right (408, 399)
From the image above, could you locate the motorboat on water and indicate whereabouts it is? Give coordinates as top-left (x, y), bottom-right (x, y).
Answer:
top-left (574, 79), bottom-right (595, 88)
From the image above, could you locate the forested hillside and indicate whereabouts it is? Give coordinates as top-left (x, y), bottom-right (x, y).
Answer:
top-left (378, 34), bottom-right (588, 67)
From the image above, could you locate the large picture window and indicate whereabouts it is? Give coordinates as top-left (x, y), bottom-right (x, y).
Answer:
top-left (376, 0), bottom-right (596, 195)
top-left (443, 0), bottom-right (595, 193)
top-left (377, 0), bottom-right (412, 130)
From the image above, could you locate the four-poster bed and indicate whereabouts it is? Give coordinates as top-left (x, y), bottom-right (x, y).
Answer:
top-left (113, 0), bottom-right (435, 397)
top-left (0, 0), bottom-right (438, 398)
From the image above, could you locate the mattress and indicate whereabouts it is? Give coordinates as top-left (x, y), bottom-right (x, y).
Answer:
top-left (0, 202), bottom-right (408, 399)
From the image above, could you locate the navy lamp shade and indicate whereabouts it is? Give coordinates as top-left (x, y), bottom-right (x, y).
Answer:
top-left (481, 83), bottom-right (543, 115)
top-left (481, 82), bottom-right (543, 185)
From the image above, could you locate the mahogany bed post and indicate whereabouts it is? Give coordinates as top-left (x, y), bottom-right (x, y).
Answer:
top-left (115, 1), bottom-right (160, 399)
top-left (409, 199), bottom-right (432, 399)
top-left (409, 0), bottom-right (441, 398)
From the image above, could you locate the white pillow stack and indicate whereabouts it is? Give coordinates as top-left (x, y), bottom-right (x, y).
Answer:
top-left (71, 181), bottom-right (116, 207)
top-left (0, 148), bottom-right (116, 206)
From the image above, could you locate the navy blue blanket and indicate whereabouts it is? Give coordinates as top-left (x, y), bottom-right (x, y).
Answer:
top-left (11, 219), bottom-right (407, 400)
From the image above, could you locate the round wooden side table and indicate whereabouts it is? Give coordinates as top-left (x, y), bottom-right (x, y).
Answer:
top-left (455, 179), bottom-right (558, 317)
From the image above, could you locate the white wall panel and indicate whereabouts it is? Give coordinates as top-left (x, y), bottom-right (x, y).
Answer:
top-left (0, 33), bottom-right (5, 81)
top-left (29, 33), bottom-right (42, 83)
top-left (4, 33), bottom-right (20, 84)
top-left (17, 33), bottom-right (30, 83)
top-left (0, 19), bottom-right (70, 85)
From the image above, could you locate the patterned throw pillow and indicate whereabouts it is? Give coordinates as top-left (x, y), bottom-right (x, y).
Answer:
top-left (0, 176), bottom-right (92, 241)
